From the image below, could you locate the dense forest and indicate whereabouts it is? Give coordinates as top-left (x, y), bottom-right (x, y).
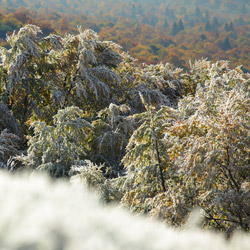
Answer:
top-left (0, 23), bottom-right (249, 233)
top-left (0, 0), bottom-right (249, 246)
top-left (0, 0), bottom-right (250, 71)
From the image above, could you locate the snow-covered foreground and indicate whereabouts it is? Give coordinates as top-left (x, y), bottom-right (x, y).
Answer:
top-left (0, 171), bottom-right (248, 250)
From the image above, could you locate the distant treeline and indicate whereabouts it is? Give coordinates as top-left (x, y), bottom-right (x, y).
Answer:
top-left (0, 0), bottom-right (250, 71)
top-left (1, 0), bottom-right (250, 18)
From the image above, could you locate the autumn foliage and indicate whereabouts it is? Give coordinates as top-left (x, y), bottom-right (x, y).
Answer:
top-left (0, 2), bottom-right (249, 238)
top-left (0, 0), bottom-right (250, 72)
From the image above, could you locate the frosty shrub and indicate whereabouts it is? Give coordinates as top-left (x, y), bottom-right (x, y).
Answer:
top-left (0, 129), bottom-right (22, 169)
top-left (117, 54), bottom-right (183, 112)
top-left (70, 159), bottom-right (125, 203)
top-left (91, 103), bottom-right (134, 176)
top-left (0, 103), bottom-right (23, 137)
top-left (0, 171), bottom-right (249, 250)
top-left (19, 106), bottom-right (93, 177)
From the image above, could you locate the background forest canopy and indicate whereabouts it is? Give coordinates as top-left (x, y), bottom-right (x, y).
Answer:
top-left (0, 0), bottom-right (250, 72)
top-left (0, 0), bottom-right (250, 239)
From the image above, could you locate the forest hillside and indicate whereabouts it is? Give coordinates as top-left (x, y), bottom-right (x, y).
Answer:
top-left (0, 0), bottom-right (250, 71)
top-left (0, 0), bottom-right (249, 248)
top-left (0, 24), bottom-right (249, 235)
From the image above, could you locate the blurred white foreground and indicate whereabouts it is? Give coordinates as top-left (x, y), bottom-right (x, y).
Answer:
top-left (0, 172), bottom-right (248, 250)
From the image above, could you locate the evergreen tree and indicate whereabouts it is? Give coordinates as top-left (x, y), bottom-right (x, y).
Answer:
top-left (205, 21), bottom-right (212, 32)
top-left (171, 22), bottom-right (179, 35)
top-left (195, 6), bottom-right (202, 18)
top-left (224, 23), bottom-right (229, 32)
top-left (228, 22), bottom-right (234, 31)
top-left (204, 11), bottom-right (210, 22)
top-left (212, 17), bottom-right (219, 30)
top-left (221, 37), bottom-right (231, 51)
top-left (240, 4), bottom-right (247, 14)
top-left (169, 10), bottom-right (177, 21)
top-left (183, 14), bottom-right (189, 22)
top-left (178, 19), bottom-right (184, 32)
top-left (165, 7), bottom-right (170, 16)
top-left (224, 22), bottom-right (234, 32)
top-left (163, 18), bottom-right (169, 28)
top-left (235, 16), bottom-right (244, 26)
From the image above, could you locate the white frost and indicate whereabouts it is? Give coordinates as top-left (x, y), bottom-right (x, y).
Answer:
top-left (0, 171), bottom-right (248, 250)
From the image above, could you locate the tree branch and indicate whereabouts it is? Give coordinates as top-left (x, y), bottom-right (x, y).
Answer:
top-left (215, 159), bottom-right (239, 192)
top-left (153, 128), bottom-right (166, 192)
top-left (204, 213), bottom-right (240, 225)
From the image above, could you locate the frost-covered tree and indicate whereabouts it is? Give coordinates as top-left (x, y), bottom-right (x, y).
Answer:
top-left (120, 94), bottom-right (176, 213)
top-left (91, 103), bottom-right (134, 176)
top-left (118, 60), bottom-right (250, 234)
top-left (154, 61), bottom-right (250, 232)
top-left (18, 106), bottom-right (93, 177)
top-left (68, 103), bottom-right (136, 202)
top-left (0, 25), bottom-right (123, 129)
top-left (182, 59), bottom-right (230, 96)
top-left (0, 25), bottom-right (52, 127)
top-left (117, 55), bottom-right (183, 112)
top-left (1, 25), bottom-right (249, 235)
